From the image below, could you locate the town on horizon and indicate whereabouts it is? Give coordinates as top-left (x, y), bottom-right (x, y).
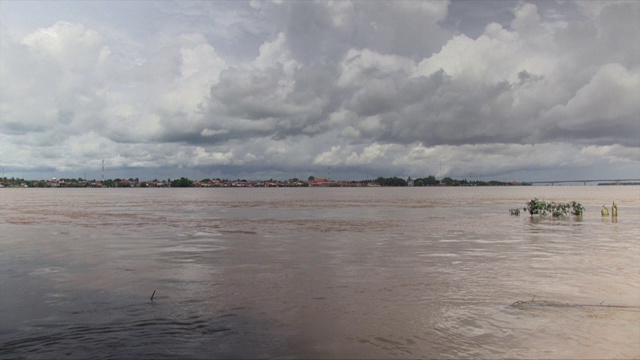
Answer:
top-left (2, 175), bottom-right (638, 188)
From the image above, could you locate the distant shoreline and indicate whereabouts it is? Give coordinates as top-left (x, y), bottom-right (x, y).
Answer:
top-left (2, 175), bottom-right (531, 188)
top-left (2, 181), bottom-right (639, 188)
top-left (2, 176), bottom-right (639, 188)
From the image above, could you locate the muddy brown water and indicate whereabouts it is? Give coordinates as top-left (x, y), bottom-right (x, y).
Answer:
top-left (1, 187), bottom-right (638, 358)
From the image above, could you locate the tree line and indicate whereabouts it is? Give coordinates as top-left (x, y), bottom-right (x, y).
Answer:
top-left (1, 175), bottom-right (531, 188)
top-left (371, 176), bottom-right (530, 187)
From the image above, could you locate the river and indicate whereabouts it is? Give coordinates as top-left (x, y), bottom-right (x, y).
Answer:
top-left (1, 186), bottom-right (638, 358)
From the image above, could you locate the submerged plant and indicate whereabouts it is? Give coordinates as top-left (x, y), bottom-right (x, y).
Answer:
top-left (524, 198), bottom-right (584, 218)
top-left (570, 201), bottom-right (585, 216)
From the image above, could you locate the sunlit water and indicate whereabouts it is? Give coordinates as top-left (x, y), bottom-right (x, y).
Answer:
top-left (1, 187), bottom-right (639, 359)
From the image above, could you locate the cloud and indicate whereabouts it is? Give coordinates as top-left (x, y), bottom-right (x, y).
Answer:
top-left (538, 64), bottom-right (640, 146)
top-left (579, 144), bottom-right (640, 165)
top-left (313, 143), bottom-right (392, 167)
top-left (200, 128), bottom-right (229, 137)
top-left (257, 0), bottom-right (450, 63)
top-left (394, 142), bottom-right (640, 180)
top-left (0, 1), bottom-right (638, 180)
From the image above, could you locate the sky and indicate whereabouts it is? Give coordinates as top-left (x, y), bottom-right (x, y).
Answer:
top-left (0, 0), bottom-right (639, 182)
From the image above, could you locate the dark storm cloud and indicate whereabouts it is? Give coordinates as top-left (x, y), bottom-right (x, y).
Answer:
top-left (266, 1), bottom-right (450, 62)
top-left (442, 0), bottom-right (515, 38)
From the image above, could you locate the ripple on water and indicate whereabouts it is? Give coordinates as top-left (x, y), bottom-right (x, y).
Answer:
top-left (1, 317), bottom-right (234, 359)
top-left (29, 267), bottom-right (63, 276)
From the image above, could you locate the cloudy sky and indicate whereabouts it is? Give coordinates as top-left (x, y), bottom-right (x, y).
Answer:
top-left (1, 0), bottom-right (638, 181)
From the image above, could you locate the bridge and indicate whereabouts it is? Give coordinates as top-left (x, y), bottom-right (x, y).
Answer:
top-left (529, 179), bottom-right (640, 186)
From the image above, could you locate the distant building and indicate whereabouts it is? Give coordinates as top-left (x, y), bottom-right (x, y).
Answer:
top-left (308, 177), bottom-right (335, 187)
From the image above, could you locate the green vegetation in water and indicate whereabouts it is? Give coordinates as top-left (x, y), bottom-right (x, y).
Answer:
top-left (522, 198), bottom-right (585, 217)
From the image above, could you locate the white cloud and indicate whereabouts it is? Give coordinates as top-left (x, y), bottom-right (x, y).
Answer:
top-left (253, 32), bottom-right (298, 75)
top-left (579, 145), bottom-right (640, 164)
top-left (21, 21), bottom-right (105, 70)
top-left (200, 128), bottom-right (229, 137)
top-left (391, 142), bottom-right (634, 179)
top-left (312, 143), bottom-right (390, 167)
top-left (337, 48), bottom-right (415, 88)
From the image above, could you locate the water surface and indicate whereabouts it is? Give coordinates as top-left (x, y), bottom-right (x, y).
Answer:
top-left (1, 187), bottom-right (639, 358)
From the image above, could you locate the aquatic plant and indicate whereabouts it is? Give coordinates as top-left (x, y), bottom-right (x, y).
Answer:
top-left (524, 198), bottom-right (584, 217)
top-left (569, 201), bottom-right (585, 216)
